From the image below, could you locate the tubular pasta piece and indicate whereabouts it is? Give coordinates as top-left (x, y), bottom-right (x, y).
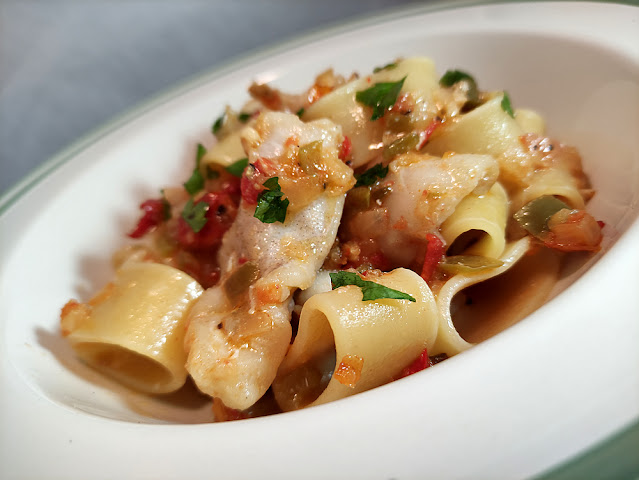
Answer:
top-left (304, 57), bottom-right (440, 168)
top-left (514, 108), bottom-right (546, 135)
top-left (60, 261), bottom-right (203, 394)
top-left (431, 237), bottom-right (531, 356)
top-left (440, 182), bottom-right (508, 258)
top-left (425, 94), bottom-right (530, 189)
top-left (514, 168), bottom-right (585, 212)
top-left (201, 130), bottom-right (246, 168)
top-left (272, 268), bottom-right (440, 412)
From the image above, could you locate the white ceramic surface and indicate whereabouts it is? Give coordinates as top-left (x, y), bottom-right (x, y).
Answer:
top-left (1, 2), bottom-right (638, 478)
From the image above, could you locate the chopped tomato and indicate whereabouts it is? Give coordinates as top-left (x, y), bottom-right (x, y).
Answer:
top-left (421, 233), bottom-right (445, 283)
top-left (128, 198), bottom-right (168, 239)
top-left (177, 192), bottom-right (237, 249)
top-left (240, 172), bottom-right (262, 205)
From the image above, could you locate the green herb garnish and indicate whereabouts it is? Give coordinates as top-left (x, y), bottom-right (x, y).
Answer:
top-left (225, 158), bottom-right (249, 178)
top-left (238, 112), bottom-right (251, 123)
top-left (181, 198), bottom-right (209, 233)
top-left (212, 114), bottom-right (224, 134)
top-left (183, 144), bottom-right (206, 195)
top-left (501, 92), bottom-right (515, 118)
top-left (373, 62), bottom-right (397, 73)
top-left (354, 163), bottom-right (389, 187)
top-left (439, 70), bottom-right (479, 105)
top-left (355, 76), bottom-right (406, 121)
top-left (329, 271), bottom-right (416, 302)
top-left (160, 189), bottom-right (172, 220)
top-left (439, 70), bottom-right (476, 87)
top-left (254, 177), bottom-right (289, 224)
top-left (296, 107), bottom-right (305, 118)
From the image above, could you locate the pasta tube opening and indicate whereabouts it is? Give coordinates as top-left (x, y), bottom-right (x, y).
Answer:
top-left (72, 342), bottom-right (180, 394)
top-left (272, 268), bottom-right (440, 412)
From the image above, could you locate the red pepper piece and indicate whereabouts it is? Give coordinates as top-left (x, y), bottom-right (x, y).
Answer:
top-left (128, 198), bottom-right (167, 239)
top-left (177, 192), bottom-right (237, 249)
top-left (397, 348), bottom-right (431, 379)
top-left (421, 233), bottom-right (445, 283)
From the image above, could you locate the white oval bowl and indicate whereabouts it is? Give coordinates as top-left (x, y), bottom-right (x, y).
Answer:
top-left (1, 2), bottom-right (638, 479)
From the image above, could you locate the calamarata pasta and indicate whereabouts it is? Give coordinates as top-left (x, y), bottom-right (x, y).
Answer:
top-left (60, 57), bottom-right (603, 421)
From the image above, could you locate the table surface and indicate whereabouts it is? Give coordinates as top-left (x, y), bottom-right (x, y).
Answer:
top-left (0, 0), bottom-right (424, 197)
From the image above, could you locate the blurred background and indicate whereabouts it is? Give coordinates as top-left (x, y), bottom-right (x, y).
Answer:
top-left (0, 0), bottom-right (433, 197)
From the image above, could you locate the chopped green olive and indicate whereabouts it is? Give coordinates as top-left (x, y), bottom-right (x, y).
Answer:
top-left (438, 255), bottom-right (504, 274)
top-left (345, 186), bottom-right (371, 210)
top-left (224, 262), bottom-right (260, 304)
top-left (383, 132), bottom-right (420, 160)
top-left (298, 140), bottom-right (323, 173)
top-left (514, 195), bottom-right (570, 237)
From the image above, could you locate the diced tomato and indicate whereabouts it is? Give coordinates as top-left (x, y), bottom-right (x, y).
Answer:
top-left (220, 176), bottom-right (242, 197)
top-left (397, 348), bottom-right (431, 379)
top-left (339, 136), bottom-right (352, 162)
top-left (128, 198), bottom-right (167, 239)
top-left (240, 172), bottom-right (261, 205)
top-left (177, 192), bottom-right (238, 249)
top-left (421, 233), bottom-right (445, 283)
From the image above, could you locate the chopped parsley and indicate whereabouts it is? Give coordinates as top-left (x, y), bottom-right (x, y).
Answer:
top-left (254, 177), bottom-right (289, 224)
top-left (183, 144), bottom-right (206, 195)
top-left (212, 114), bottom-right (224, 134)
top-left (354, 163), bottom-right (389, 187)
top-left (501, 92), bottom-right (515, 118)
top-left (439, 69), bottom-right (476, 88)
top-left (296, 107), bottom-right (305, 118)
top-left (159, 189), bottom-right (172, 220)
top-left (329, 271), bottom-right (416, 302)
top-left (238, 112), bottom-right (251, 123)
top-left (355, 76), bottom-right (406, 121)
top-left (181, 198), bottom-right (209, 233)
top-left (225, 158), bottom-right (249, 178)
top-left (439, 70), bottom-right (479, 105)
top-left (373, 62), bottom-right (397, 73)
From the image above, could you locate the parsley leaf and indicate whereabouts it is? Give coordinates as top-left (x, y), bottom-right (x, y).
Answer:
top-left (439, 70), bottom-right (479, 105)
top-left (254, 177), bottom-right (289, 223)
top-left (160, 189), bottom-right (172, 220)
top-left (181, 198), bottom-right (209, 233)
top-left (225, 158), bottom-right (248, 178)
top-left (439, 69), bottom-right (476, 87)
top-left (183, 144), bottom-right (206, 195)
top-left (238, 112), bottom-right (251, 123)
top-left (354, 163), bottom-right (389, 187)
top-left (329, 271), bottom-right (416, 302)
top-left (296, 107), bottom-right (305, 118)
top-left (356, 76), bottom-right (406, 121)
top-left (373, 62), bottom-right (397, 73)
top-left (501, 92), bottom-right (515, 118)
top-left (212, 114), bottom-right (224, 134)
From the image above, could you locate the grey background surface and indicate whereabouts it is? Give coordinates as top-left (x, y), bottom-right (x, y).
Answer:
top-left (0, 0), bottom-right (428, 197)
